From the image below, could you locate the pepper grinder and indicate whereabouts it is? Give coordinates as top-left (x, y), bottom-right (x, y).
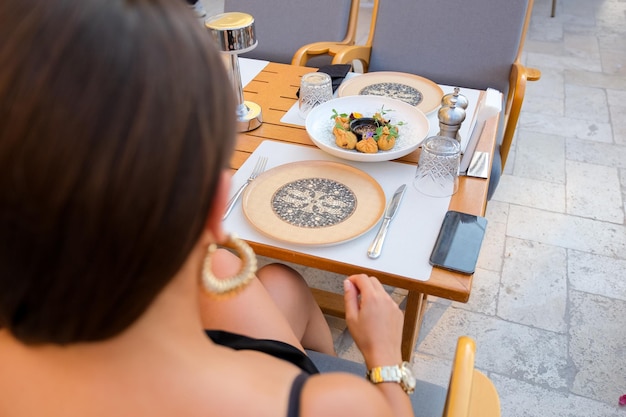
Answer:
top-left (206, 12), bottom-right (262, 132)
top-left (437, 96), bottom-right (466, 141)
top-left (441, 87), bottom-right (469, 110)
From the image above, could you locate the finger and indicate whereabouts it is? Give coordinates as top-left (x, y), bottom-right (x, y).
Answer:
top-left (343, 279), bottom-right (360, 320)
top-left (367, 275), bottom-right (387, 293)
top-left (347, 274), bottom-right (376, 295)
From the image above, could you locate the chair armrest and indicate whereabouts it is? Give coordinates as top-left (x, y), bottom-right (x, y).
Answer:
top-left (330, 45), bottom-right (372, 72)
top-left (291, 41), bottom-right (354, 67)
top-left (500, 62), bottom-right (541, 169)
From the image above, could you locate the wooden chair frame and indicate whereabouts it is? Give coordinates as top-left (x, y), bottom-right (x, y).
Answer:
top-left (444, 336), bottom-right (501, 417)
top-left (288, 0), bottom-right (362, 66)
top-left (294, 0), bottom-right (541, 170)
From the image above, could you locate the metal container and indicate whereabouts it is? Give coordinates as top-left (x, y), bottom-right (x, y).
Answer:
top-left (437, 97), bottom-right (466, 140)
top-left (205, 12), bottom-right (262, 132)
top-left (205, 12), bottom-right (257, 54)
top-left (441, 87), bottom-right (469, 109)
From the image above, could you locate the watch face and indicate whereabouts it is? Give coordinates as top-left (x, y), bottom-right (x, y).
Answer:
top-left (400, 362), bottom-right (417, 394)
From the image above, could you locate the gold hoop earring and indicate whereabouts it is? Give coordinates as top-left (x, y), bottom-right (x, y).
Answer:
top-left (202, 234), bottom-right (257, 297)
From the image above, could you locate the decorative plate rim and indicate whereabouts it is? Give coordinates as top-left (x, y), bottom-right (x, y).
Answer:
top-left (242, 160), bottom-right (385, 246)
top-left (337, 71), bottom-right (444, 115)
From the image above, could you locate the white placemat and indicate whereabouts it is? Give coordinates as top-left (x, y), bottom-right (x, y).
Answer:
top-left (280, 73), bottom-right (482, 153)
top-left (239, 57), bottom-right (269, 87)
top-left (223, 140), bottom-right (453, 281)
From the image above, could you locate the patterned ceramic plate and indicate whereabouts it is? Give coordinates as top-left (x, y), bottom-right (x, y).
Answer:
top-left (337, 71), bottom-right (444, 115)
top-left (242, 161), bottom-right (385, 246)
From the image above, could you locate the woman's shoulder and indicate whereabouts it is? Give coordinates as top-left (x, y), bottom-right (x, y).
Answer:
top-left (302, 372), bottom-right (392, 417)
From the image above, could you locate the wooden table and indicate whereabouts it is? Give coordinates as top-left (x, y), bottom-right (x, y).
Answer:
top-left (231, 62), bottom-right (498, 361)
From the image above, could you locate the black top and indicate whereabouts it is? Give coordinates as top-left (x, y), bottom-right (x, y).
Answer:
top-left (206, 330), bottom-right (320, 374)
top-left (205, 330), bottom-right (318, 417)
top-left (287, 373), bottom-right (309, 417)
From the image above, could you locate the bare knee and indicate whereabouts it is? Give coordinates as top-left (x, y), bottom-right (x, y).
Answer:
top-left (257, 263), bottom-right (314, 306)
top-left (257, 263), bottom-right (305, 286)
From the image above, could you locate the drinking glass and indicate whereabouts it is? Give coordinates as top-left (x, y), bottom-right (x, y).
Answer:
top-left (298, 72), bottom-right (333, 119)
top-left (413, 136), bottom-right (461, 197)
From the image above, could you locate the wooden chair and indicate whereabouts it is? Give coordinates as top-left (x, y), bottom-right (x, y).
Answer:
top-left (289, 0), bottom-right (378, 68)
top-left (307, 335), bottom-right (500, 417)
top-left (295, 0), bottom-right (541, 198)
top-left (444, 336), bottom-right (501, 417)
top-left (223, 0), bottom-right (360, 67)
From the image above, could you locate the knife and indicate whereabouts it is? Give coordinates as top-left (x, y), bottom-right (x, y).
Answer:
top-left (367, 184), bottom-right (407, 259)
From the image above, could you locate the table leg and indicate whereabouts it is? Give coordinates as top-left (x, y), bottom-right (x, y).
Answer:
top-left (401, 291), bottom-right (428, 361)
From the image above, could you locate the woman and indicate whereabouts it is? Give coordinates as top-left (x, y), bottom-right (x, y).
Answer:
top-left (0, 1), bottom-right (414, 416)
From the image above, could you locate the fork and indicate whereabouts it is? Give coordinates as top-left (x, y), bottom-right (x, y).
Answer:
top-left (222, 156), bottom-right (268, 220)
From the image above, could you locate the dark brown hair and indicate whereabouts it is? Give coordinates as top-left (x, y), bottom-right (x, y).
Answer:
top-left (0, 0), bottom-right (235, 343)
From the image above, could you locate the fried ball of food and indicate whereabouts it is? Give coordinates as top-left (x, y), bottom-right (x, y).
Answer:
top-left (376, 126), bottom-right (396, 151)
top-left (356, 137), bottom-right (378, 153)
top-left (334, 115), bottom-right (351, 131)
top-left (334, 127), bottom-right (357, 149)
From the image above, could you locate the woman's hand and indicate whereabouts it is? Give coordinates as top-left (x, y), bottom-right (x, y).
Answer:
top-left (343, 274), bottom-right (404, 368)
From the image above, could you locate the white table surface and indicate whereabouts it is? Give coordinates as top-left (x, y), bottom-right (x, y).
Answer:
top-left (223, 140), bottom-right (453, 281)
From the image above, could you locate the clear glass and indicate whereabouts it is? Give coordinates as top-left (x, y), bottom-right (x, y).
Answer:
top-left (298, 72), bottom-right (333, 119)
top-left (413, 136), bottom-right (461, 197)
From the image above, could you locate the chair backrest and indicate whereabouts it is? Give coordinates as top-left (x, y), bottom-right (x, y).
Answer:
top-left (223, 0), bottom-right (359, 65)
top-left (443, 336), bottom-right (501, 417)
top-left (367, 0), bottom-right (530, 98)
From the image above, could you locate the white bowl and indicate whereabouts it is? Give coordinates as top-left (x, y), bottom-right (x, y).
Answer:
top-left (305, 95), bottom-right (430, 162)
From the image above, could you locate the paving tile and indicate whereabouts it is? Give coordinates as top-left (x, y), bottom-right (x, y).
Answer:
top-left (565, 84), bottom-right (609, 123)
top-left (492, 175), bottom-right (566, 213)
top-left (477, 217), bottom-right (506, 273)
top-left (514, 130), bottom-right (567, 184)
top-left (606, 89), bottom-right (626, 108)
top-left (525, 38), bottom-right (566, 56)
top-left (526, 51), bottom-right (603, 72)
top-left (569, 290), bottom-right (626, 405)
top-left (565, 160), bottom-right (624, 223)
top-left (565, 69), bottom-right (626, 90)
top-left (498, 238), bottom-right (568, 333)
top-left (568, 249), bottom-right (626, 302)
top-left (608, 104), bottom-right (626, 145)
top-left (418, 309), bottom-right (569, 389)
top-left (412, 352), bottom-right (452, 388)
top-left (485, 199), bottom-right (510, 224)
top-left (518, 112), bottom-right (613, 143)
top-left (507, 205), bottom-right (626, 258)
top-left (566, 137), bottom-right (626, 169)
top-left (528, 15), bottom-right (564, 42)
top-left (492, 373), bottom-right (624, 417)
top-left (452, 268), bottom-right (499, 315)
top-left (564, 32), bottom-right (601, 61)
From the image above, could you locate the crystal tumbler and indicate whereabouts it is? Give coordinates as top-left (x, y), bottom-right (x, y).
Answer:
top-left (413, 136), bottom-right (461, 197)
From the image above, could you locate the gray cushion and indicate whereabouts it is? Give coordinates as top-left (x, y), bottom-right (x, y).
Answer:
top-left (223, 0), bottom-right (353, 65)
top-left (306, 350), bottom-right (447, 417)
top-left (369, 0), bottom-right (529, 96)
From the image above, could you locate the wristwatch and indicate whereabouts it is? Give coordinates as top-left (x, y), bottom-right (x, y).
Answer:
top-left (366, 361), bottom-right (416, 394)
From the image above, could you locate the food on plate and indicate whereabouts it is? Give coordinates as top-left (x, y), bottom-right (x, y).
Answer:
top-left (334, 127), bottom-right (357, 149)
top-left (330, 107), bottom-right (403, 153)
top-left (356, 137), bottom-right (378, 153)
